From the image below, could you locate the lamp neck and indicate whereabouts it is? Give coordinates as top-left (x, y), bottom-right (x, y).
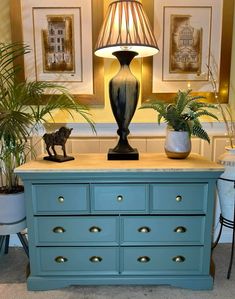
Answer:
top-left (112, 51), bottom-right (138, 66)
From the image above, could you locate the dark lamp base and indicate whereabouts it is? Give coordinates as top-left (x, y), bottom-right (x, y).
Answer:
top-left (43, 155), bottom-right (75, 163)
top-left (107, 148), bottom-right (139, 160)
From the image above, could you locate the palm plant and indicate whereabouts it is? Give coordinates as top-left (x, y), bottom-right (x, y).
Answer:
top-left (139, 89), bottom-right (218, 142)
top-left (0, 42), bottom-right (95, 193)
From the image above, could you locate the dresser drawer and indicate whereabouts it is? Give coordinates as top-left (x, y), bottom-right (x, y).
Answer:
top-left (151, 183), bottom-right (208, 214)
top-left (32, 184), bottom-right (89, 214)
top-left (121, 246), bottom-right (204, 275)
top-left (121, 216), bottom-right (205, 245)
top-left (91, 184), bottom-right (148, 214)
top-left (37, 247), bottom-right (119, 275)
top-left (34, 216), bottom-right (119, 245)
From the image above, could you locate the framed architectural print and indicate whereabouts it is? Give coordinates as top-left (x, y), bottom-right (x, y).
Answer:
top-left (160, 6), bottom-right (212, 83)
top-left (142, 0), bottom-right (234, 103)
top-left (10, 0), bottom-right (104, 106)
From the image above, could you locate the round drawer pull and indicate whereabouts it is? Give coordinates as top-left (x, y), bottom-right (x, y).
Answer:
top-left (137, 256), bottom-right (150, 263)
top-left (138, 226), bottom-right (151, 233)
top-left (58, 196), bottom-right (65, 203)
top-left (117, 195), bottom-right (124, 202)
top-left (175, 195), bottom-right (182, 202)
top-left (172, 256), bottom-right (185, 263)
top-left (174, 226), bottom-right (187, 233)
top-left (89, 256), bottom-right (103, 263)
top-left (53, 226), bottom-right (66, 234)
top-left (89, 226), bottom-right (102, 233)
top-left (55, 256), bottom-right (68, 263)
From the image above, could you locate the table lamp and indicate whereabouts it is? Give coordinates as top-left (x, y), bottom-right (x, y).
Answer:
top-left (95, 0), bottom-right (159, 160)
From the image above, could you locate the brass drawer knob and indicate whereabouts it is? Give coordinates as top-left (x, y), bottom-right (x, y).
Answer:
top-left (137, 256), bottom-right (150, 263)
top-left (138, 226), bottom-right (151, 233)
top-left (89, 256), bottom-right (102, 263)
top-left (58, 196), bottom-right (65, 203)
top-left (55, 256), bottom-right (68, 263)
top-left (117, 195), bottom-right (124, 202)
top-left (53, 226), bottom-right (66, 234)
top-left (172, 256), bottom-right (185, 263)
top-left (175, 195), bottom-right (182, 202)
top-left (89, 226), bottom-right (102, 233)
top-left (174, 226), bottom-right (187, 233)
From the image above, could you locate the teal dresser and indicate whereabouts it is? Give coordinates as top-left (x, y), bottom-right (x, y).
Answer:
top-left (15, 153), bottom-right (224, 291)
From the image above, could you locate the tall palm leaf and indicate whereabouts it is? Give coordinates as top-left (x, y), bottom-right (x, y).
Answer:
top-left (0, 42), bottom-right (95, 193)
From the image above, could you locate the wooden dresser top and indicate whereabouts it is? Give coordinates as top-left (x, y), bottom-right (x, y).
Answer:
top-left (15, 153), bottom-right (224, 173)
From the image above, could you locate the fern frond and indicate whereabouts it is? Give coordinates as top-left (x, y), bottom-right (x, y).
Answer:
top-left (187, 95), bottom-right (206, 102)
top-left (140, 101), bottom-right (167, 123)
top-left (190, 101), bottom-right (218, 109)
top-left (175, 90), bottom-right (188, 114)
top-left (139, 101), bottom-right (166, 113)
top-left (192, 125), bottom-right (210, 142)
top-left (194, 110), bottom-right (219, 120)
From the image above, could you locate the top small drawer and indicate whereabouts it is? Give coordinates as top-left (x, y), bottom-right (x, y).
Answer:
top-left (32, 184), bottom-right (89, 214)
top-left (91, 184), bottom-right (148, 214)
top-left (151, 183), bottom-right (208, 214)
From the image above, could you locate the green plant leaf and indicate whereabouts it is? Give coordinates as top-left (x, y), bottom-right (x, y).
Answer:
top-left (0, 42), bottom-right (96, 193)
top-left (192, 125), bottom-right (210, 143)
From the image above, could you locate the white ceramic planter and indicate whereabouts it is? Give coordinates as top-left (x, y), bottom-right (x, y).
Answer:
top-left (164, 129), bottom-right (191, 159)
top-left (0, 192), bottom-right (26, 235)
top-left (217, 147), bottom-right (235, 221)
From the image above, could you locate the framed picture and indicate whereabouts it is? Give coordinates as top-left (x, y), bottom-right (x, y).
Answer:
top-left (10, 0), bottom-right (104, 106)
top-left (142, 0), bottom-right (234, 103)
top-left (160, 6), bottom-right (212, 83)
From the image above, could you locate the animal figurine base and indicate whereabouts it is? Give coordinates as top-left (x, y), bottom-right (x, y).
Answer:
top-left (44, 155), bottom-right (75, 163)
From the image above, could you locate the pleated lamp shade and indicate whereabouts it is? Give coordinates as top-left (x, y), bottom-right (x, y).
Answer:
top-left (95, 0), bottom-right (159, 58)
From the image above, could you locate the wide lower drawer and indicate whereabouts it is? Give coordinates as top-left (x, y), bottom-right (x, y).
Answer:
top-left (91, 184), bottom-right (148, 213)
top-left (151, 183), bottom-right (208, 214)
top-left (32, 184), bottom-right (89, 214)
top-left (121, 216), bottom-right (205, 245)
top-left (36, 247), bottom-right (119, 275)
top-left (35, 246), bottom-right (204, 276)
top-left (121, 246), bottom-right (204, 275)
top-left (34, 216), bottom-right (119, 245)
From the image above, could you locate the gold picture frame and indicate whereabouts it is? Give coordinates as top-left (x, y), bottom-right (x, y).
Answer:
top-left (10, 0), bottom-right (104, 106)
top-left (142, 0), bottom-right (234, 103)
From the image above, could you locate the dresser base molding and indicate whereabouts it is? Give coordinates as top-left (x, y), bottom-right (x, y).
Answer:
top-left (27, 275), bottom-right (213, 291)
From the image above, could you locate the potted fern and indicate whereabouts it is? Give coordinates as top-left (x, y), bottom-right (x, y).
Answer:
top-left (0, 42), bottom-right (95, 236)
top-left (139, 89), bottom-right (218, 158)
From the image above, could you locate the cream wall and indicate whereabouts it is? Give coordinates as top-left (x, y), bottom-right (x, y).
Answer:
top-left (3, 0), bottom-right (233, 124)
top-left (0, 0), bottom-right (11, 43)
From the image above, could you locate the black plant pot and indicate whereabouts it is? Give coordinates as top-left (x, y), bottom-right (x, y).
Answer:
top-left (108, 51), bottom-right (139, 160)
